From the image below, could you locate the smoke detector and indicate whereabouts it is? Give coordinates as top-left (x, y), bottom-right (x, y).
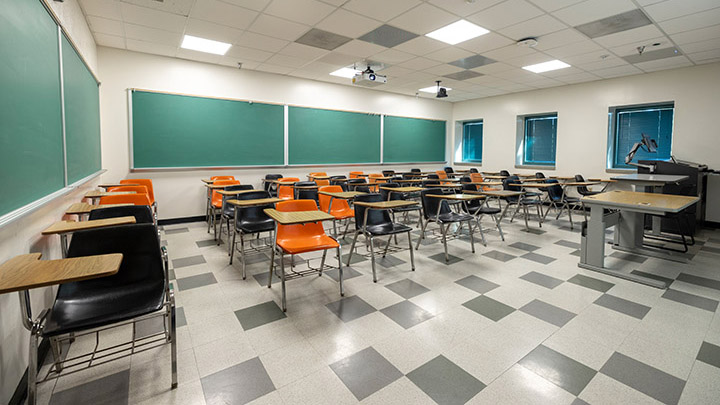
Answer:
top-left (516, 37), bottom-right (538, 48)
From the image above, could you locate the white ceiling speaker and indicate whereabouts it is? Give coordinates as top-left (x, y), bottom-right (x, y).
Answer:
top-left (516, 37), bottom-right (538, 48)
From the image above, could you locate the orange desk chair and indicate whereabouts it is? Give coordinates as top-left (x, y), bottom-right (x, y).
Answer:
top-left (121, 179), bottom-right (155, 205)
top-left (204, 177), bottom-right (234, 223)
top-left (469, 173), bottom-right (494, 191)
top-left (349, 171), bottom-right (363, 179)
top-left (309, 172), bottom-right (330, 186)
top-left (211, 176), bottom-right (235, 181)
top-left (435, 170), bottom-right (455, 186)
top-left (108, 185), bottom-right (149, 196)
top-left (277, 177), bottom-right (299, 200)
top-left (269, 200), bottom-right (344, 311)
top-left (99, 193), bottom-right (151, 206)
top-left (209, 180), bottom-right (240, 234)
top-left (367, 173), bottom-right (386, 192)
top-left (318, 185), bottom-right (354, 237)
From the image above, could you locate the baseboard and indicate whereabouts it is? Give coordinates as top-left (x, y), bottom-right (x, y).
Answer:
top-left (9, 338), bottom-right (50, 405)
top-left (158, 216), bottom-right (205, 226)
top-left (704, 221), bottom-right (720, 229)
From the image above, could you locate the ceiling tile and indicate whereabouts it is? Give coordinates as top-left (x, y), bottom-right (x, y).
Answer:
top-left (592, 64), bottom-right (642, 78)
top-left (397, 57), bottom-right (442, 70)
top-left (593, 24), bottom-right (663, 48)
top-left (379, 65), bottom-right (414, 77)
top-left (404, 70), bottom-right (437, 82)
top-left (333, 39), bottom-right (387, 58)
top-left (423, 63), bottom-right (464, 76)
top-left (644, 0), bottom-right (720, 22)
top-left (527, 0), bottom-right (584, 12)
top-left (634, 55), bottom-right (692, 72)
top-left (575, 56), bottom-right (628, 71)
top-left (538, 66), bottom-right (585, 77)
top-left (342, 0), bottom-right (421, 22)
top-left (264, 0), bottom-right (335, 25)
top-left (623, 47), bottom-right (682, 63)
top-left (122, 0), bottom-right (195, 16)
top-left (294, 60), bottom-right (339, 74)
top-left (255, 63), bottom-right (295, 74)
top-left (449, 54), bottom-right (496, 69)
top-left (279, 42), bottom-right (330, 60)
top-left (392, 36), bottom-right (447, 55)
top-left (427, 0), bottom-right (505, 17)
top-left (482, 44), bottom-right (537, 61)
top-left (124, 23), bottom-right (183, 47)
top-left (189, 0), bottom-right (258, 30)
top-left (185, 18), bottom-right (244, 44)
top-left (493, 68), bottom-right (540, 82)
top-left (219, 57), bottom-right (259, 70)
top-left (176, 47), bottom-right (223, 63)
top-left (533, 28), bottom-right (587, 51)
top-left (387, 3), bottom-right (458, 35)
top-left (79, 0), bottom-right (122, 20)
top-left (87, 15), bottom-right (125, 36)
top-left (553, 71), bottom-right (601, 83)
top-left (444, 70), bottom-right (484, 81)
top-left (471, 61), bottom-right (515, 74)
top-left (498, 15), bottom-right (567, 41)
top-left (358, 25), bottom-right (418, 48)
top-left (563, 49), bottom-right (612, 64)
top-left (248, 14), bottom-right (310, 41)
top-left (317, 52), bottom-right (359, 66)
top-left (93, 32), bottom-right (126, 48)
top-left (425, 47), bottom-right (474, 63)
top-left (687, 48), bottom-right (720, 63)
top-left (265, 53), bottom-right (312, 68)
top-left (315, 9), bottom-right (382, 39)
top-left (235, 31), bottom-right (289, 52)
top-left (219, 0), bottom-right (272, 11)
top-left (295, 29), bottom-right (352, 51)
top-left (552, 0), bottom-right (636, 26)
top-left (466, 0), bottom-right (544, 31)
top-left (658, 8), bottom-right (720, 35)
top-left (543, 40), bottom-right (603, 59)
top-left (679, 38), bottom-right (720, 54)
top-left (371, 48), bottom-right (416, 64)
top-left (574, 8), bottom-right (652, 39)
top-left (225, 44), bottom-right (274, 62)
top-left (121, 3), bottom-right (187, 32)
top-left (608, 37), bottom-right (670, 57)
top-left (126, 38), bottom-right (176, 57)
top-left (503, 52), bottom-right (553, 68)
top-left (670, 25), bottom-right (720, 45)
top-left (455, 32), bottom-right (514, 54)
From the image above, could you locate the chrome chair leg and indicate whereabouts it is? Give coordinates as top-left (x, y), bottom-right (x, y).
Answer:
top-left (382, 235), bottom-right (392, 258)
top-left (170, 292), bottom-right (178, 389)
top-left (468, 220), bottom-right (476, 253)
top-left (27, 325), bottom-right (39, 405)
top-left (416, 218), bottom-right (428, 250)
top-left (268, 246), bottom-right (276, 288)
top-left (369, 236), bottom-right (377, 282)
top-left (280, 251), bottom-right (287, 312)
top-left (408, 231), bottom-right (415, 271)
top-left (522, 204), bottom-right (530, 230)
top-left (441, 222), bottom-right (449, 262)
top-left (337, 245), bottom-right (344, 297)
top-left (50, 337), bottom-right (63, 372)
top-left (240, 233), bottom-right (246, 279)
top-left (319, 250), bottom-right (327, 276)
top-left (346, 231), bottom-right (360, 266)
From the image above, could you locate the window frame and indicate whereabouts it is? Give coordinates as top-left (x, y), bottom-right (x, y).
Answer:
top-left (461, 120), bottom-right (484, 163)
top-left (514, 112), bottom-right (558, 169)
top-left (606, 101), bottom-right (675, 171)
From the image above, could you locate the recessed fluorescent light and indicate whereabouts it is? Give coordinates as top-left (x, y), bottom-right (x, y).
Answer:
top-left (181, 35), bottom-right (231, 55)
top-left (522, 60), bottom-right (571, 73)
top-left (426, 20), bottom-right (489, 45)
top-left (419, 85), bottom-right (452, 93)
top-left (330, 67), bottom-right (360, 78)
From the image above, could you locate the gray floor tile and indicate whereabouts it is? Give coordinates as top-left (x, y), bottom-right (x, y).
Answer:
top-left (521, 252), bottom-right (556, 265)
top-left (482, 250), bottom-right (516, 262)
top-left (455, 275), bottom-right (500, 294)
top-left (253, 270), bottom-right (280, 287)
top-left (567, 274), bottom-right (614, 293)
top-left (176, 272), bottom-right (217, 291)
top-left (330, 347), bottom-right (403, 400)
top-left (662, 289), bottom-right (719, 312)
top-left (407, 355), bottom-right (486, 405)
top-left (176, 307), bottom-right (187, 327)
top-left (380, 300), bottom-right (434, 329)
top-left (700, 245), bottom-right (720, 254)
top-left (519, 345), bottom-right (596, 396)
top-left (555, 240), bottom-right (581, 249)
top-left (376, 254), bottom-right (407, 268)
top-left (594, 294), bottom-right (651, 320)
top-left (235, 301), bottom-right (287, 331)
top-left (161, 239), bottom-right (168, 247)
top-left (520, 299), bottom-right (576, 327)
top-left (463, 295), bottom-right (515, 322)
top-left (326, 295), bottom-right (376, 322)
top-left (609, 251), bottom-right (648, 264)
top-left (600, 352), bottom-right (685, 405)
top-left (164, 227), bottom-right (188, 235)
top-left (571, 398), bottom-right (590, 405)
top-left (342, 253), bottom-right (368, 265)
top-left (172, 254), bottom-right (206, 268)
top-left (523, 228), bottom-right (547, 235)
top-left (520, 271), bottom-right (564, 289)
top-left (428, 252), bottom-right (463, 265)
top-left (324, 266), bottom-right (363, 282)
top-left (135, 316), bottom-right (165, 339)
top-left (50, 369), bottom-right (129, 405)
top-left (676, 273), bottom-right (720, 291)
top-left (630, 270), bottom-right (675, 285)
top-left (168, 269), bottom-right (176, 280)
top-left (196, 239), bottom-right (223, 247)
top-left (509, 241), bottom-right (540, 251)
top-left (201, 357), bottom-right (275, 405)
top-left (570, 250), bottom-right (582, 257)
top-left (697, 342), bottom-right (720, 369)
top-left (385, 279), bottom-right (430, 299)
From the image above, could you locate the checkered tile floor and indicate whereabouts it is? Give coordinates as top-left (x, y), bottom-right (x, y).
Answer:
top-left (36, 212), bottom-right (720, 405)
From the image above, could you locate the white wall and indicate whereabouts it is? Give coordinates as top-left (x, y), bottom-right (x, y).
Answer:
top-left (0, 1), bottom-right (97, 402)
top-left (97, 47), bottom-right (454, 220)
top-left (452, 62), bottom-right (720, 179)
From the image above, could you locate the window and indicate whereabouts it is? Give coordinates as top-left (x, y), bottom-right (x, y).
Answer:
top-left (462, 121), bottom-right (483, 162)
top-left (522, 114), bottom-right (557, 166)
top-left (608, 103), bottom-right (674, 169)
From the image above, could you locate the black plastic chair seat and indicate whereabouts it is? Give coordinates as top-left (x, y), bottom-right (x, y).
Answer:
top-left (365, 222), bottom-right (412, 236)
top-left (580, 190), bottom-right (601, 196)
top-left (89, 206), bottom-right (154, 224)
top-left (392, 204), bottom-right (420, 213)
top-left (519, 198), bottom-right (542, 205)
top-left (430, 212), bottom-right (474, 223)
top-left (237, 218), bottom-right (275, 234)
top-left (466, 206), bottom-right (501, 215)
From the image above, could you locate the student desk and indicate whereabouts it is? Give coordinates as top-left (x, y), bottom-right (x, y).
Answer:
top-left (84, 191), bottom-right (135, 205)
top-left (483, 175), bottom-right (507, 180)
top-left (318, 191), bottom-right (366, 211)
top-left (550, 176), bottom-right (575, 181)
top-left (379, 186), bottom-right (424, 199)
top-left (217, 189), bottom-right (262, 196)
top-left (307, 175), bottom-right (331, 180)
top-left (65, 203), bottom-right (132, 220)
top-left (98, 183), bottom-right (139, 190)
top-left (579, 190), bottom-right (699, 288)
top-left (227, 197), bottom-right (283, 274)
top-left (42, 217), bottom-right (136, 258)
top-left (460, 181), bottom-right (503, 187)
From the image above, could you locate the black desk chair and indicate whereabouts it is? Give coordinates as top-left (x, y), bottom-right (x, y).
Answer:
top-left (499, 170), bottom-right (510, 177)
top-left (89, 205), bottom-right (154, 225)
top-left (330, 175), bottom-right (348, 191)
top-left (229, 190), bottom-right (276, 278)
top-left (443, 167), bottom-right (455, 178)
top-left (30, 224), bottom-right (176, 403)
top-left (543, 179), bottom-right (581, 229)
top-left (535, 172), bottom-right (546, 179)
top-left (347, 193), bottom-right (415, 282)
top-left (574, 174), bottom-right (600, 196)
top-left (380, 182), bottom-right (422, 225)
top-left (264, 174), bottom-right (283, 197)
top-left (501, 175), bottom-right (543, 229)
top-left (219, 184), bottom-right (254, 244)
top-left (295, 181), bottom-right (319, 205)
top-left (417, 189), bottom-right (476, 262)
top-left (469, 168), bottom-right (479, 173)
top-left (382, 170), bottom-right (395, 177)
top-left (410, 168), bottom-right (421, 173)
top-left (347, 178), bottom-right (370, 192)
top-left (460, 180), bottom-right (504, 242)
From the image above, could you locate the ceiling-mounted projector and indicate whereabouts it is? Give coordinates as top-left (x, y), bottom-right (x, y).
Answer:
top-left (352, 67), bottom-right (387, 87)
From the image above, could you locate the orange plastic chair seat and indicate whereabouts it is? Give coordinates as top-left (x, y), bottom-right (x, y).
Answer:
top-left (99, 194), bottom-right (151, 206)
top-left (121, 179), bottom-right (155, 205)
top-left (318, 186), bottom-right (354, 220)
top-left (277, 233), bottom-right (339, 255)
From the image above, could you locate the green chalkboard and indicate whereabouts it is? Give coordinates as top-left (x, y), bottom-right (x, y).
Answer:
top-left (132, 91), bottom-right (284, 168)
top-left (288, 106), bottom-right (381, 165)
top-left (383, 116), bottom-right (446, 163)
top-left (62, 34), bottom-right (101, 184)
top-left (0, 0), bottom-right (64, 217)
